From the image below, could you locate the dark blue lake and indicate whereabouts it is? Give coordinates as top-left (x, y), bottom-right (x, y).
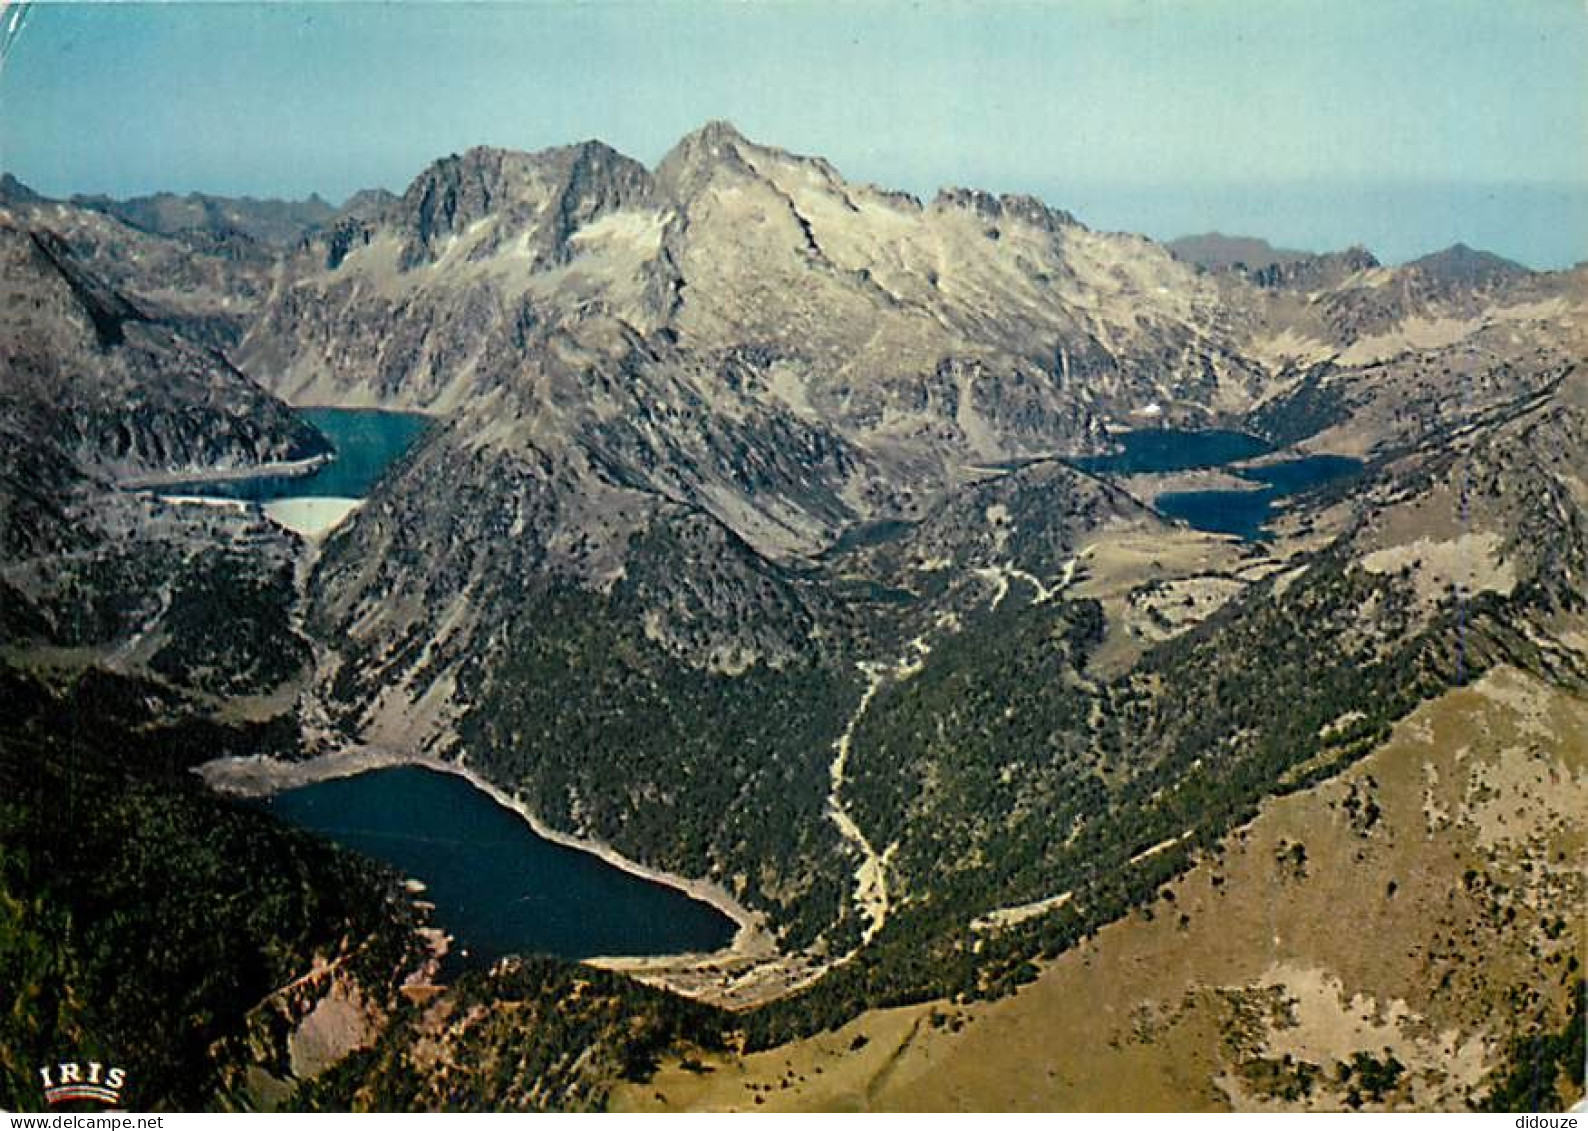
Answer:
top-left (1071, 429), bottom-right (1271, 475)
top-left (1158, 453), bottom-right (1363, 539)
top-left (1071, 431), bottom-right (1361, 540)
top-left (166, 407), bottom-right (430, 500)
top-left (1155, 489), bottom-right (1274, 541)
top-left (1243, 454), bottom-right (1363, 495)
top-left (261, 766), bottom-right (736, 970)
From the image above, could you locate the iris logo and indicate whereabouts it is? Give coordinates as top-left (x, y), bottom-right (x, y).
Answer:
top-left (38, 1060), bottom-right (127, 1106)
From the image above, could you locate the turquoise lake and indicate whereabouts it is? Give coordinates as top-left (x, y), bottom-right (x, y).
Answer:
top-left (262, 766), bottom-right (737, 970)
top-left (166, 407), bottom-right (430, 500)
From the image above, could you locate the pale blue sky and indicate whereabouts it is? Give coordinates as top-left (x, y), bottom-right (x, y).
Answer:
top-left (2, 1), bottom-right (1584, 266)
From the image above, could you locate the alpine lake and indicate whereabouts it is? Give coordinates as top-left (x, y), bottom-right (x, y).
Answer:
top-left (260, 767), bottom-right (736, 970)
top-left (182, 408), bottom-right (738, 968)
top-left (1071, 428), bottom-right (1362, 539)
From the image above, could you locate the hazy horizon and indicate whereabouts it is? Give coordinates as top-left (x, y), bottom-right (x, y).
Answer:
top-left (2, 1), bottom-right (1583, 268)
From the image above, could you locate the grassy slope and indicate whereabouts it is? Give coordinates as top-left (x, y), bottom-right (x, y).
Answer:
top-left (616, 664), bottom-right (1586, 1112)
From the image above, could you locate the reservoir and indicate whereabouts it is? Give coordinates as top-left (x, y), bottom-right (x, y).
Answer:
top-left (1071, 430), bottom-right (1361, 540)
top-left (261, 765), bottom-right (737, 970)
top-left (162, 407), bottom-right (430, 501)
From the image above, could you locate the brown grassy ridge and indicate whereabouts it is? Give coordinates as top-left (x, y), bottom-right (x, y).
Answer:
top-left (614, 663), bottom-right (1586, 1112)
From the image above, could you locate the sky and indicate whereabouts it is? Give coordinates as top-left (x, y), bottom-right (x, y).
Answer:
top-left (1, 0), bottom-right (1584, 267)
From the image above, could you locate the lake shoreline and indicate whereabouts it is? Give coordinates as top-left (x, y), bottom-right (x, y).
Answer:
top-left (121, 451), bottom-right (331, 489)
top-left (197, 746), bottom-right (774, 964)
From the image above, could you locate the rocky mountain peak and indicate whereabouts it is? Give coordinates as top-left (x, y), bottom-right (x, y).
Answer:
top-left (395, 147), bottom-right (523, 264)
top-left (675, 118), bottom-right (753, 157)
top-left (0, 173), bottom-right (45, 206)
top-left (393, 141), bottom-right (654, 269)
top-left (654, 119), bottom-right (761, 201)
top-left (1409, 242), bottom-right (1530, 287)
top-left (557, 138), bottom-right (655, 206)
top-left (654, 121), bottom-right (877, 215)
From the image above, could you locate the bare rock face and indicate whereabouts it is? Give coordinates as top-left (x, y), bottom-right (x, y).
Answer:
top-left (392, 141), bottom-right (656, 270)
top-left (3, 183), bottom-right (281, 349)
top-left (0, 217), bottom-right (328, 490)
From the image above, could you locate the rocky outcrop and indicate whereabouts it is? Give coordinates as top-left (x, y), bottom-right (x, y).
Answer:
top-left (70, 189), bottom-right (337, 247)
top-left (0, 217), bottom-right (328, 491)
top-left (1248, 246), bottom-right (1380, 290)
top-left (394, 142), bottom-right (655, 270)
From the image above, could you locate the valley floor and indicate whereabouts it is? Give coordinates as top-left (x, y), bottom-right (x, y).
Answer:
top-left (613, 664), bottom-right (1587, 1112)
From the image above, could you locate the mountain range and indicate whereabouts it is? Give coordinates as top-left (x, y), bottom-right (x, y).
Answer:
top-left (1, 122), bottom-right (1583, 1112)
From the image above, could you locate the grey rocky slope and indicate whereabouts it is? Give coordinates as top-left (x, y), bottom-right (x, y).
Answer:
top-left (0, 208), bottom-right (326, 697)
top-left (3, 179), bottom-right (283, 349)
top-left (0, 215), bottom-right (327, 492)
